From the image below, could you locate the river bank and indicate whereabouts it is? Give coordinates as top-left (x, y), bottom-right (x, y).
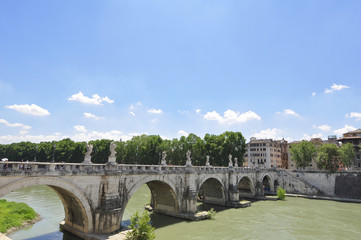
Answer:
top-left (4, 214), bottom-right (41, 236)
top-left (286, 193), bottom-right (361, 203)
top-left (0, 199), bottom-right (41, 236)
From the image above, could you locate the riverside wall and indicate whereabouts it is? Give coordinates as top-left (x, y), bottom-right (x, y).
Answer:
top-left (279, 170), bottom-right (361, 200)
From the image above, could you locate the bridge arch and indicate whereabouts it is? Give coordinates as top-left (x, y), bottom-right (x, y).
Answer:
top-left (238, 176), bottom-right (255, 199)
top-left (0, 177), bottom-right (93, 234)
top-left (123, 176), bottom-right (180, 219)
top-left (198, 176), bottom-right (226, 205)
top-left (260, 174), bottom-right (274, 193)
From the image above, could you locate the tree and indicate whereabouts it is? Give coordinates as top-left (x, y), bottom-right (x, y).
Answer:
top-left (55, 138), bottom-right (77, 163)
top-left (125, 211), bottom-right (155, 240)
top-left (37, 141), bottom-right (55, 162)
top-left (340, 143), bottom-right (355, 168)
top-left (316, 144), bottom-right (340, 172)
top-left (219, 131), bottom-right (246, 166)
top-left (89, 139), bottom-right (112, 164)
top-left (203, 134), bottom-right (224, 166)
top-left (316, 143), bottom-right (356, 172)
top-left (290, 141), bottom-right (316, 169)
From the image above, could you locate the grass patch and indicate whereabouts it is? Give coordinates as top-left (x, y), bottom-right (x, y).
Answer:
top-left (0, 199), bottom-right (37, 233)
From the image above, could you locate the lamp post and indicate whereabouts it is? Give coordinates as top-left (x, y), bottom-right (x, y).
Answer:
top-left (52, 144), bottom-right (56, 163)
top-left (135, 144), bottom-right (138, 165)
top-left (34, 145), bottom-right (38, 162)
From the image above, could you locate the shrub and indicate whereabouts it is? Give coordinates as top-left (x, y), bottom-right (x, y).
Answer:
top-left (125, 210), bottom-right (155, 240)
top-left (277, 187), bottom-right (286, 200)
top-left (207, 208), bottom-right (216, 220)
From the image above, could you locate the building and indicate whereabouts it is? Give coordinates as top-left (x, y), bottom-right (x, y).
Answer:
top-left (244, 138), bottom-right (287, 168)
top-left (338, 129), bottom-right (361, 169)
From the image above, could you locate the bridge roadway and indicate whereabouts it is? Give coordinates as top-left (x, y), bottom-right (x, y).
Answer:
top-left (0, 161), bottom-right (280, 239)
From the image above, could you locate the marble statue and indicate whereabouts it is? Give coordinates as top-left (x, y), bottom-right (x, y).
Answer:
top-left (234, 157), bottom-right (238, 167)
top-left (161, 151), bottom-right (167, 165)
top-left (186, 150), bottom-right (192, 166)
top-left (83, 142), bottom-right (93, 164)
top-left (228, 154), bottom-right (233, 167)
top-left (85, 143), bottom-right (93, 158)
top-left (109, 142), bottom-right (117, 158)
top-left (206, 155), bottom-right (210, 166)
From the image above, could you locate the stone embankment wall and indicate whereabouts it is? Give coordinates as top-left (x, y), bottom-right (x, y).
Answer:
top-left (278, 170), bottom-right (361, 200)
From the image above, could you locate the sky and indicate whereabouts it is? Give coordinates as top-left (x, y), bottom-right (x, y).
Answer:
top-left (0, 0), bottom-right (361, 144)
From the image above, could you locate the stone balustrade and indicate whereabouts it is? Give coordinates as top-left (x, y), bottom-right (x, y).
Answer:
top-left (0, 161), bottom-right (277, 176)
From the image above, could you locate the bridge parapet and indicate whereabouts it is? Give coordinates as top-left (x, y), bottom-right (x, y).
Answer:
top-left (0, 161), bottom-right (280, 176)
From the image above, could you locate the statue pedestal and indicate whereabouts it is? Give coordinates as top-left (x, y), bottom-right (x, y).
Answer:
top-left (107, 156), bottom-right (117, 165)
top-left (161, 159), bottom-right (167, 165)
top-left (82, 156), bottom-right (92, 165)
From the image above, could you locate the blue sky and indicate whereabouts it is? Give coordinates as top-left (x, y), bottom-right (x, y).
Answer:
top-left (0, 0), bottom-right (360, 144)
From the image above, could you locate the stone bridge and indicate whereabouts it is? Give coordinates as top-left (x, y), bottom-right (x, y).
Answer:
top-left (0, 161), bottom-right (280, 239)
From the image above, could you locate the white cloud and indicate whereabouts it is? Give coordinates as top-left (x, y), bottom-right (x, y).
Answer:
top-left (346, 112), bottom-right (361, 121)
top-left (324, 83), bottom-right (350, 94)
top-left (74, 125), bottom-right (87, 133)
top-left (178, 110), bottom-right (190, 115)
top-left (68, 91), bottom-right (114, 105)
top-left (301, 133), bottom-right (324, 140)
top-left (312, 92), bottom-right (316, 96)
top-left (84, 112), bottom-right (104, 120)
top-left (19, 130), bottom-right (29, 135)
top-left (0, 119), bottom-right (31, 130)
top-left (130, 111), bottom-right (136, 117)
top-left (72, 130), bottom-right (135, 142)
top-left (148, 108), bottom-right (163, 114)
top-left (313, 124), bottom-right (331, 132)
top-left (5, 104), bottom-right (50, 116)
top-left (204, 110), bottom-right (261, 124)
top-left (0, 130), bottom-right (143, 144)
top-left (253, 128), bottom-right (284, 140)
top-left (130, 102), bottom-right (142, 110)
top-left (0, 134), bottom-right (66, 144)
top-left (178, 130), bottom-right (189, 137)
top-left (276, 109), bottom-right (299, 117)
top-left (196, 109), bottom-right (202, 114)
top-left (334, 124), bottom-right (356, 137)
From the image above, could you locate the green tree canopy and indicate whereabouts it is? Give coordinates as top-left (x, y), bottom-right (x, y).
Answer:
top-left (339, 143), bottom-right (355, 168)
top-left (0, 131), bottom-right (247, 166)
top-left (316, 143), bottom-right (356, 172)
top-left (290, 141), bottom-right (316, 169)
top-left (316, 144), bottom-right (340, 172)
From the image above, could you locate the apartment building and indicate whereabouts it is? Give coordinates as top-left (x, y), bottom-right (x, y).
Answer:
top-left (244, 138), bottom-right (287, 168)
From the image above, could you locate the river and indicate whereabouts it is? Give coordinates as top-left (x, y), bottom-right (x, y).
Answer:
top-left (2, 185), bottom-right (361, 240)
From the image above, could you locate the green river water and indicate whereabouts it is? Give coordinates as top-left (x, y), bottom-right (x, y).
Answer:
top-left (2, 185), bottom-right (361, 240)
